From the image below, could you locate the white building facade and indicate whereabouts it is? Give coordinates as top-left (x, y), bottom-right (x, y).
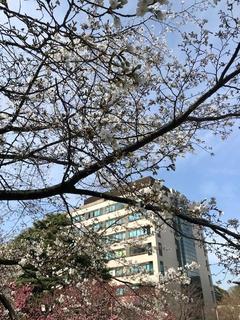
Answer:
top-left (73, 177), bottom-right (217, 320)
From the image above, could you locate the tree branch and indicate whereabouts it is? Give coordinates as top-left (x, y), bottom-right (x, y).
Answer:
top-left (0, 258), bottom-right (19, 266)
top-left (0, 292), bottom-right (19, 320)
top-left (218, 43), bottom-right (240, 82)
top-left (70, 188), bottom-right (240, 247)
top-left (188, 112), bottom-right (240, 123)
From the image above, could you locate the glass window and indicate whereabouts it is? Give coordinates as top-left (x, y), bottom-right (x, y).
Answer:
top-left (107, 232), bottom-right (125, 243)
top-left (107, 249), bottom-right (126, 260)
top-left (105, 218), bottom-right (123, 228)
top-left (115, 218), bottom-right (124, 225)
top-left (130, 265), bottom-right (140, 274)
top-left (105, 219), bottom-right (115, 228)
top-left (93, 209), bottom-right (101, 217)
top-left (105, 252), bottom-right (115, 261)
top-left (109, 205), bottom-right (116, 212)
top-left (129, 262), bottom-right (153, 275)
top-left (102, 236), bottom-right (110, 244)
top-left (115, 267), bottom-right (124, 277)
top-left (131, 284), bottom-right (140, 291)
top-left (129, 243), bottom-right (152, 256)
top-left (144, 262), bottom-right (153, 274)
top-left (113, 232), bottom-right (125, 242)
top-left (115, 203), bottom-right (125, 211)
top-left (128, 227), bottom-right (150, 239)
top-left (84, 203), bottom-right (125, 220)
top-left (103, 206), bottom-right (110, 214)
top-left (93, 222), bottom-right (102, 231)
top-left (109, 269), bottom-right (115, 276)
top-left (128, 212), bottom-right (142, 222)
top-left (143, 226), bottom-right (151, 235)
top-left (160, 261), bottom-right (164, 275)
top-left (73, 215), bottom-right (80, 222)
top-left (115, 249), bottom-right (126, 258)
top-left (116, 287), bottom-right (126, 296)
top-left (158, 243), bottom-right (163, 256)
top-left (129, 228), bottom-right (141, 238)
top-left (129, 245), bottom-right (146, 256)
top-left (147, 243), bottom-right (152, 255)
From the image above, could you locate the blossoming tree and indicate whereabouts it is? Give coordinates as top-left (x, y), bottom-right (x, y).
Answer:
top-left (0, 0), bottom-right (239, 317)
top-left (0, 213), bottom-right (198, 320)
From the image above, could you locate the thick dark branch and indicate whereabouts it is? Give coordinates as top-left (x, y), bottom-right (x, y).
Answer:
top-left (0, 184), bottom-right (65, 200)
top-left (219, 43), bottom-right (240, 82)
top-left (0, 258), bottom-right (19, 266)
top-left (0, 124), bottom-right (55, 134)
top-left (0, 293), bottom-right (19, 320)
top-left (0, 66), bottom-right (239, 203)
top-left (188, 112), bottom-right (240, 123)
top-left (0, 153), bottom-right (76, 167)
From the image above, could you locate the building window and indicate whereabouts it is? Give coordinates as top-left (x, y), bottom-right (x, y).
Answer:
top-left (106, 249), bottom-right (126, 260)
top-left (129, 262), bottom-right (153, 275)
top-left (83, 203), bottom-right (125, 221)
top-left (143, 262), bottom-right (154, 274)
top-left (128, 226), bottom-right (150, 239)
top-left (105, 252), bottom-right (114, 261)
top-left (158, 243), bottom-right (163, 256)
top-left (116, 287), bottom-right (126, 296)
top-left (104, 205), bottom-right (114, 214)
top-left (105, 232), bottom-right (126, 243)
top-left (109, 269), bottom-right (115, 276)
top-left (147, 243), bottom-right (152, 255)
top-left (113, 262), bottom-right (154, 277)
top-left (92, 222), bottom-right (102, 231)
top-left (129, 243), bottom-right (152, 256)
top-left (73, 215), bottom-right (84, 222)
top-left (128, 212), bottom-right (142, 222)
top-left (115, 249), bottom-right (126, 258)
top-left (160, 261), bottom-right (164, 275)
top-left (115, 203), bottom-right (125, 211)
top-left (113, 232), bottom-right (125, 242)
top-left (93, 209), bottom-right (101, 217)
top-left (105, 217), bottom-right (123, 228)
top-left (115, 267), bottom-right (124, 277)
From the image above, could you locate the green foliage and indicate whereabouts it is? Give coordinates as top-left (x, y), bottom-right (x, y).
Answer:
top-left (16, 213), bottom-right (71, 243)
top-left (11, 213), bottom-right (110, 291)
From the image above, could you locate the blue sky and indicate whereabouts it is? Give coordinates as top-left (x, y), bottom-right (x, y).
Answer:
top-left (159, 129), bottom-right (240, 288)
top-left (161, 130), bottom-right (240, 217)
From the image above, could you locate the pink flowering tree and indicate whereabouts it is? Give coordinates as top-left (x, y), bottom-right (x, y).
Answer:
top-left (2, 280), bottom-right (178, 320)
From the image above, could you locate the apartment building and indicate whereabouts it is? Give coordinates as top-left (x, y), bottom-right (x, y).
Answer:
top-left (73, 177), bottom-right (216, 320)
